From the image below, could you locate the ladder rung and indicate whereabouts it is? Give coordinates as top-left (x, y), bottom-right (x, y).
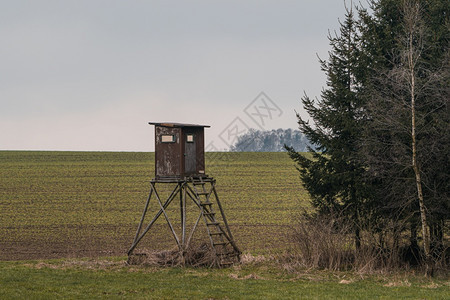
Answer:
top-left (210, 232), bottom-right (222, 236)
top-left (200, 202), bottom-right (212, 206)
top-left (203, 212), bottom-right (215, 216)
top-left (193, 182), bottom-right (205, 185)
top-left (206, 222), bottom-right (219, 226)
top-left (197, 192), bottom-right (209, 195)
top-left (213, 242), bottom-right (229, 246)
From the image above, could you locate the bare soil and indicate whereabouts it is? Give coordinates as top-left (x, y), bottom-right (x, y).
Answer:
top-left (0, 224), bottom-right (292, 261)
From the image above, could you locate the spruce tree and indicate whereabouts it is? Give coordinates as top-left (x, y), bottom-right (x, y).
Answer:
top-left (288, 0), bottom-right (448, 269)
top-left (286, 7), bottom-right (368, 249)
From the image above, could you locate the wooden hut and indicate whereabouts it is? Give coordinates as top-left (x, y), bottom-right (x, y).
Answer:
top-left (149, 122), bottom-right (210, 179)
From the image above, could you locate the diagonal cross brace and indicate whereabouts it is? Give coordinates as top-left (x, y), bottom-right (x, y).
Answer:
top-left (128, 183), bottom-right (181, 255)
top-left (152, 182), bottom-right (181, 248)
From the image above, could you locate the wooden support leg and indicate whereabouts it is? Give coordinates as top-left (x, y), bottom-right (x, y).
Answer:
top-left (131, 186), bottom-right (153, 248)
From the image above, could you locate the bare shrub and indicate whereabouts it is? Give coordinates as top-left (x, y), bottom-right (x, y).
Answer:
top-left (286, 212), bottom-right (449, 275)
top-left (352, 220), bottom-right (406, 273)
top-left (287, 212), bottom-right (354, 271)
top-left (285, 211), bottom-right (402, 273)
top-left (428, 243), bottom-right (449, 276)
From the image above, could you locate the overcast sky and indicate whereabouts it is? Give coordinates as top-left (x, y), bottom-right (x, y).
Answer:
top-left (1, 0), bottom-right (349, 151)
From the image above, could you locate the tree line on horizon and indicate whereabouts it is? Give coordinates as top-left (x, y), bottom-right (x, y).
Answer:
top-left (230, 128), bottom-right (312, 152)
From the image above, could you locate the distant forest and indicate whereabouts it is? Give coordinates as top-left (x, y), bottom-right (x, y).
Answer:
top-left (230, 128), bottom-right (311, 152)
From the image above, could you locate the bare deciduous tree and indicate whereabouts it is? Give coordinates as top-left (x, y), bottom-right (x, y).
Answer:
top-left (402, 0), bottom-right (430, 267)
top-left (361, 0), bottom-right (449, 274)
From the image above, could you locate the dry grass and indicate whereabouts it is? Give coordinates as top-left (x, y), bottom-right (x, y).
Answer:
top-left (240, 253), bottom-right (268, 264)
top-left (229, 273), bottom-right (266, 280)
top-left (127, 243), bottom-right (221, 267)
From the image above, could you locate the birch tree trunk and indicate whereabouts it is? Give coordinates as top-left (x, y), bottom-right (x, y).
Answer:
top-left (403, 0), bottom-right (431, 271)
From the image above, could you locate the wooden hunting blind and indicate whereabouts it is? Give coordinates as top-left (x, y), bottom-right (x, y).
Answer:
top-left (127, 122), bottom-right (240, 267)
top-left (150, 122), bottom-right (209, 179)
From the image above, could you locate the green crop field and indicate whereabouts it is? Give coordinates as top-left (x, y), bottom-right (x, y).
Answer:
top-left (0, 151), bottom-right (306, 260)
top-left (1, 151), bottom-right (448, 299)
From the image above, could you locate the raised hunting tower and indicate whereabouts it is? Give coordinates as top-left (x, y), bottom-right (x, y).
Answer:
top-left (127, 122), bottom-right (240, 267)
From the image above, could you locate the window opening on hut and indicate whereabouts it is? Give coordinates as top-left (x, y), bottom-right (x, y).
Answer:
top-left (161, 135), bottom-right (176, 143)
top-left (186, 134), bottom-right (194, 143)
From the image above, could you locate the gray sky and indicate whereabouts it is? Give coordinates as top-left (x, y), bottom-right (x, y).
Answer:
top-left (1, 0), bottom-right (348, 151)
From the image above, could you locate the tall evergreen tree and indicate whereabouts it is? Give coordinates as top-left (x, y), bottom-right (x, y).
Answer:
top-left (286, 7), bottom-right (369, 249)
top-left (287, 0), bottom-right (448, 270)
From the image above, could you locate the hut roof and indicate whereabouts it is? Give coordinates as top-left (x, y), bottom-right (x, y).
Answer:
top-left (149, 122), bottom-right (210, 128)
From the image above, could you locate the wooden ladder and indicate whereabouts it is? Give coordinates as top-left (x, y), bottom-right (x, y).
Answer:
top-left (190, 176), bottom-right (240, 267)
